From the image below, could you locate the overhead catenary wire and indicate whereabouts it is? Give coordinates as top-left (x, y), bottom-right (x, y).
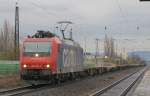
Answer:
top-left (20, 0), bottom-right (148, 52)
top-left (114, 0), bottom-right (131, 34)
top-left (115, 1), bottom-right (150, 52)
top-left (27, 1), bottom-right (88, 49)
top-left (28, 1), bottom-right (60, 19)
top-left (114, 0), bottom-right (133, 55)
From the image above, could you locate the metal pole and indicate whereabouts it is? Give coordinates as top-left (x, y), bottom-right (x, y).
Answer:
top-left (84, 37), bottom-right (87, 54)
top-left (15, 2), bottom-right (19, 59)
top-left (95, 38), bottom-right (99, 65)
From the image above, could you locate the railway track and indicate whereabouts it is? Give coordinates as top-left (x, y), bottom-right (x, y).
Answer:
top-left (0, 84), bottom-right (48, 96)
top-left (0, 67), bottom-right (146, 96)
top-left (0, 86), bottom-right (32, 96)
top-left (89, 67), bottom-right (148, 96)
top-left (0, 79), bottom-right (82, 96)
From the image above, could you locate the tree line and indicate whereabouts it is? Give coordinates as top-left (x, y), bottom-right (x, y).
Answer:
top-left (0, 20), bottom-right (16, 60)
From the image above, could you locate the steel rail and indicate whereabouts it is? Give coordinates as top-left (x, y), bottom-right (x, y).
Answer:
top-left (89, 67), bottom-right (148, 96)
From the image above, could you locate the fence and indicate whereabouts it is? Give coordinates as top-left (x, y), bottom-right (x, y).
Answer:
top-left (0, 61), bottom-right (19, 74)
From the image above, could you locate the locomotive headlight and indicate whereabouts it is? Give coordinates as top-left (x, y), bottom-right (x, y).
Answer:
top-left (46, 64), bottom-right (50, 68)
top-left (35, 53), bottom-right (39, 57)
top-left (23, 64), bottom-right (27, 68)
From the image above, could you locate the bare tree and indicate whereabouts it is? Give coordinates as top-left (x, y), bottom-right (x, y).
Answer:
top-left (0, 20), bottom-right (15, 60)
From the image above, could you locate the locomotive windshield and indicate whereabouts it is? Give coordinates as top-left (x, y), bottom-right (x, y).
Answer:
top-left (23, 42), bottom-right (51, 56)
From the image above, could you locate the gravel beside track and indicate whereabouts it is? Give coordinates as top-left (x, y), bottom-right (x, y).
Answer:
top-left (20, 67), bottom-right (144, 96)
top-left (0, 74), bottom-right (25, 90)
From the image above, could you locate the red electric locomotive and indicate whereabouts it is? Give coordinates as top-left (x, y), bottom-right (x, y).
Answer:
top-left (20, 30), bottom-right (83, 84)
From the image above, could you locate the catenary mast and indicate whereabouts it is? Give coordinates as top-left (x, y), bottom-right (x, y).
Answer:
top-left (15, 2), bottom-right (19, 59)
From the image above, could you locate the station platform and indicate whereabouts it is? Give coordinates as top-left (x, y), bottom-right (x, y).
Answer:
top-left (132, 67), bottom-right (150, 96)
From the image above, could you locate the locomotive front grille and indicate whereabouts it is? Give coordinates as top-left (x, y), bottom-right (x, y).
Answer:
top-left (21, 69), bottom-right (51, 80)
top-left (27, 70), bottom-right (40, 76)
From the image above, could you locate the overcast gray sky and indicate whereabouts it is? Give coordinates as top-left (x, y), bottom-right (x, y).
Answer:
top-left (0, 0), bottom-right (150, 53)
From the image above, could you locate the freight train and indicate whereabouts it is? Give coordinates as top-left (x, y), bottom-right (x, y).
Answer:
top-left (20, 30), bottom-right (84, 84)
top-left (20, 30), bottom-right (142, 85)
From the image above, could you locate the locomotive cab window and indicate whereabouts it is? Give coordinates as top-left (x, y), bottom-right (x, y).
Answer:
top-left (23, 42), bottom-right (51, 56)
